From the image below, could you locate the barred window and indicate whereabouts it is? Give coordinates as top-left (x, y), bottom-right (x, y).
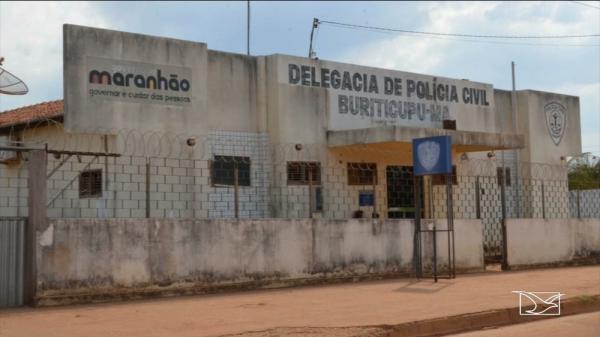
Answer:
top-left (287, 161), bottom-right (321, 185)
top-left (79, 169), bottom-right (102, 198)
top-left (432, 166), bottom-right (458, 185)
top-left (497, 167), bottom-right (511, 187)
top-left (347, 163), bottom-right (377, 185)
top-left (211, 155), bottom-right (251, 186)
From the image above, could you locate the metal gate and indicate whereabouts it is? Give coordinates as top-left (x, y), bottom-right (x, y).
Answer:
top-left (476, 176), bottom-right (505, 264)
top-left (0, 217), bottom-right (26, 308)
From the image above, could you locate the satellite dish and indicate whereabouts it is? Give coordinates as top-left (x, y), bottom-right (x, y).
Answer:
top-left (0, 57), bottom-right (29, 95)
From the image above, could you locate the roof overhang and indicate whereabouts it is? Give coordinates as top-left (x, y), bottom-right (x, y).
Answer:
top-left (327, 125), bottom-right (524, 152)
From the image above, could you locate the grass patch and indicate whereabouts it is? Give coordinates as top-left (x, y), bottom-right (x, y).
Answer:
top-left (574, 294), bottom-right (597, 304)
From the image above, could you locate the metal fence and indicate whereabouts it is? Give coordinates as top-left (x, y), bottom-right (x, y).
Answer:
top-left (0, 133), bottom-right (591, 221)
top-left (0, 217), bottom-right (25, 308)
top-left (570, 189), bottom-right (600, 219)
top-left (34, 155), bottom-right (574, 220)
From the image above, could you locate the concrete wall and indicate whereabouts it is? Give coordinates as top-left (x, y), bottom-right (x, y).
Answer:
top-left (266, 55), bottom-right (329, 145)
top-left (64, 25), bottom-right (270, 136)
top-left (506, 218), bottom-right (600, 268)
top-left (206, 51), bottom-right (262, 133)
top-left (64, 24), bottom-right (209, 135)
top-left (517, 90), bottom-right (581, 166)
top-left (491, 89), bottom-right (582, 169)
top-left (268, 54), bottom-right (496, 133)
top-left (35, 218), bottom-right (483, 305)
top-left (59, 25), bottom-right (582, 158)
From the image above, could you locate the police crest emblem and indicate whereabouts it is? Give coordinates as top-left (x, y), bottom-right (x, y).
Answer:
top-left (417, 141), bottom-right (440, 171)
top-left (544, 102), bottom-right (566, 146)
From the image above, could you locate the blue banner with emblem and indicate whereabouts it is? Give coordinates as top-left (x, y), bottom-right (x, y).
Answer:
top-left (412, 135), bottom-right (452, 176)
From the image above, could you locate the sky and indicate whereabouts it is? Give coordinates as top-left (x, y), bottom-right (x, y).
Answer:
top-left (0, 1), bottom-right (599, 156)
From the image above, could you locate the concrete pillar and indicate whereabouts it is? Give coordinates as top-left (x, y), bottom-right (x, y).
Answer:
top-left (256, 56), bottom-right (268, 133)
top-left (24, 150), bottom-right (47, 306)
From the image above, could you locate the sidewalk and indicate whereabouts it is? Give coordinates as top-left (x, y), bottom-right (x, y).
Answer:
top-left (1, 266), bottom-right (599, 337)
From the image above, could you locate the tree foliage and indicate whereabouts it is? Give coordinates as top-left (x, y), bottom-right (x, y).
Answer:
top-left (568, 154), bottom-right (600, 190)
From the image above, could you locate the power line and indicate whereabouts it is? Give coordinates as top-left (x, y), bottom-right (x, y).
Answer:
top-left (319, 20), bottom-right (600, 39)
top-left (570, 1), bottom-right (600, 10)
top-left (321, 22), bottom-right (600, 47)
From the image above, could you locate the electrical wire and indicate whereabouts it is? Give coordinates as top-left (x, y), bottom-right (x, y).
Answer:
top-left (319, 20), bottom-right (600, 39)
top-left (319, 21), bottom-right (600, 47)
top-left (570, 1), bottom-right (600, 10)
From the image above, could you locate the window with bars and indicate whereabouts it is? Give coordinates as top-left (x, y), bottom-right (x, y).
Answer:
top-left (497, 167), bottom-right (511, 187)
top-left (79, 169), bottom-right (103, 198)
top-left (347, 163), bottom-right (377, 186)
top-left (432, 166), bottom-right (458, 185)
top-left (287, 161), bottom-right (321, 185)
top-left (211, 155), bottom-right (251, 186)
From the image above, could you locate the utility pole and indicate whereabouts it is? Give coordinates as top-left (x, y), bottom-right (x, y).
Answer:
top-left (247, 1), bottom-right (250, 56)
top-left (511, 61), bottom-right (520, 218)
top-left (308, 18), bottom-right (319, 58)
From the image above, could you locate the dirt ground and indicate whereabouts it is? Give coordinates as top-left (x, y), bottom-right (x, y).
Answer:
top-left (447, 311), bottom-right (600, 337)
top-left (1, 266), bottom-right (599, 337)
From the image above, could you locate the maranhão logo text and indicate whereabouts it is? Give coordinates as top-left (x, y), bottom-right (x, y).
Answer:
top-left (88, 66), bottom-right (192, 105)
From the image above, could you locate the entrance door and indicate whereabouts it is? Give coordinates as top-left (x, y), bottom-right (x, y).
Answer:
top-left (386, 166), bottom-right (421, 219)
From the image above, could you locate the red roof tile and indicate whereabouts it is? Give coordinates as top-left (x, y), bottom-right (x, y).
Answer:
top-left (0, 100), bottom-right (63, 129)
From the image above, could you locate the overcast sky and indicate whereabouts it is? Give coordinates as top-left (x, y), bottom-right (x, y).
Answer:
top-left (0, 1), bottom-right (598, 155)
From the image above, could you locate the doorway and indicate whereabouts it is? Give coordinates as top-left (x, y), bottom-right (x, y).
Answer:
top-left (386, 166), bottom-right (422, 219)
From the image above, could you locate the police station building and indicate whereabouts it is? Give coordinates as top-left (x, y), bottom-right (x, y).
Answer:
top-left (0, 24), bottom-right (581, 221)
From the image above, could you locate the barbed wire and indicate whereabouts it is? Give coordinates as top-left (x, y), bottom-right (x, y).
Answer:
top-left (0, 121), bottom-right (590, 221)
top-left (0, 120), bottom-right (571, 182)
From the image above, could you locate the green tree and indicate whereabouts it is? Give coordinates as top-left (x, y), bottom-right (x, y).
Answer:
top-left (568, 153), bottom-right (600, 190)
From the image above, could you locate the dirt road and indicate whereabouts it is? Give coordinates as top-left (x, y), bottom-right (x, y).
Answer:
top-left (447, 311), bottom-right (600, 337)
top-left (1, 266), bottom-right (599, 337)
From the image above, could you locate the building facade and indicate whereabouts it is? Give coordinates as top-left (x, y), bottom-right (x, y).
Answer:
top-left (0, 24), bottom-right (581, 222)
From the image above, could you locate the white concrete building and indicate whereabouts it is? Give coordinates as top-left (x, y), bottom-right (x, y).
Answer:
top-left (0, 24), bottom-right (581, 221)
